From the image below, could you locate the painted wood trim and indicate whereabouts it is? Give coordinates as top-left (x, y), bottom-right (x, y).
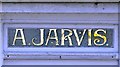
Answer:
top-left (0, 23), bottom-right (3, 67)
top-left (2, 3), bottom-right (118, 13)
top-left (1, 0), bottom-right (120, 2)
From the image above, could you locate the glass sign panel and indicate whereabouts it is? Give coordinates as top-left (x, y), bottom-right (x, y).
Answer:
top-left (8, 28), bottom-right (113, 48)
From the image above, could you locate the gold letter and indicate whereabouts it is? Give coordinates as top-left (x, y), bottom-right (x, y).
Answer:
top-left (61, 29), bottom-right (73, 46)
top-left (73, 29), bottom-right (86, 46)
top-left (12, 29), bottom-right (26, 45)
top-left (88, 29), bottom-right (92, 46)
top-left (32, 29), bottom-right (44, 46)
top-left (45, 29), bottom-right (59, 46)
top-left (94, 29), bottom-right (107, 46)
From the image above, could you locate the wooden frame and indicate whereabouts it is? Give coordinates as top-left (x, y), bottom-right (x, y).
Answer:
top-left (1, 0), bottom-right (120, 2)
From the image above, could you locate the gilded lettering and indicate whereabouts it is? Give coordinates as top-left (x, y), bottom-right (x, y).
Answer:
top-left (45, 29), bottom-right (59, 45)
top-left (32, 29), bottom-right (44, 46)
top-left (73, 29), bottom-right (86, 46)
top-left (94, 29), bottom-right (107, 46)
top-left (12, 29), bottom-right (26, 45)
top-left (88, 29), bottom-right (92, 46)
top-left (61, 29), bottom-right (73, 46)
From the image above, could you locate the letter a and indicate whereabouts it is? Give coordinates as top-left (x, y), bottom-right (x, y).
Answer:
top-left (12, 29), bottom-right (26, 45)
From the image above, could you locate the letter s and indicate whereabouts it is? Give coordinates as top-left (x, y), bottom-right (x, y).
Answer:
top-left (94, 29), bottom-right (107, 46)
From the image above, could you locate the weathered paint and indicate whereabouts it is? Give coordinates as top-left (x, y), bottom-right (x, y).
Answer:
top-left (2, 0), bottom-right (120, 2)
top-left (1, 2), bottom-right (119, 67)
top-left (0, 2), bottom-right (3, 67)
